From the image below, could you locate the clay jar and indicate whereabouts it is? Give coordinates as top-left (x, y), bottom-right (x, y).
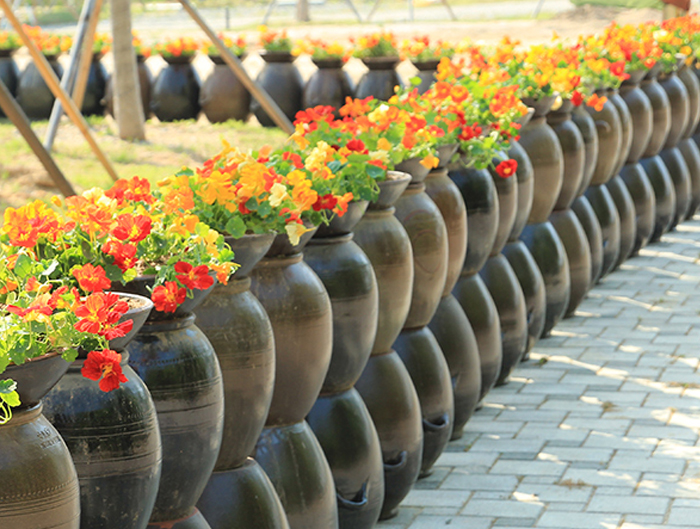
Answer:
top-left (659, 68), bottom-right (691, 228)
top-left (448, 157), bottom-right (502, 401)
top-left (0, 50), bottom-right (19, 118)
top-left (424, 147), bottom-right (481, 440)
top-left (302, 58), bottom-right (353, 113)
top-left (503, 137), bottom-right (546, 354)
top-left (572, 105), bottom-right (600, 195)
top-left (151, 54), bottom-right (200, 122)
top-left (392, 176), bottom-right (454, 478)
top-left (678, 64), bottom-right (700, 219)
top-left (483, 153), bottom-right (528, 384)
top-left (120, 279), bottom-right (224, 529)
top-left (80, 53), bottom-right (107, 116)
top-left (104, 55), bottom-right (152, 119)
top-left (250, 231), bottom-right (338, 529)
top-left (583, 92), bottom-right (623, 279)
top-left (200, 55), bottom-right (251, 123)
top-left (195, 234), bottom-right (289, 529)
top-left (519, 97), bottom-right (570, 336)
top-left (252, 51), bottom-right (303, 127)
top-left (354, 57), bottom-right (401, 101)
top-left (43, 294), bottom-right (162, 529)
top-left (0, 355), bottom-right (79, 529)
top-left (305, 202), bottom-right (385, 529)
top-left (606, 90), bottom-right (637, 269)
top-left (619, 70), bottom-right (656, 256)
top-left (547, 99), bottom-right (591, 316)
top-left (354, 173), bottom-right (423, 521)
top-left (411, 59), bottom-right (439, 94)
top-left (17, 55), bottom-right (63, 120)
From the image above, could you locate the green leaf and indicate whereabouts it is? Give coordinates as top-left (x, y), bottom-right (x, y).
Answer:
top-left (366, 163), bottom-right (385, 179)
top-left (13, 253), bottom-right (33, 278)
top-left (104, 264), bottom-right (124, 282)
top-left (0, 391), bottom-right (20, 408)
top-left (410, 76), bottom-right (422, 87)
top-left (225, 217), bottom-right (247, 239)
top-left (0, 379), bottom-right (17, 394)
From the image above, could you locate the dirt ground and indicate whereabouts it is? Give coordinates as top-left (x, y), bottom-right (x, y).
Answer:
top-left (0, 5), bottom-right (665, 209)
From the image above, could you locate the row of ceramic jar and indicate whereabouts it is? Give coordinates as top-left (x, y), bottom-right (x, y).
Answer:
top-left (0, 49), bottom-right (414, 125)
top-left (3, 61), bottom-right (700, 529)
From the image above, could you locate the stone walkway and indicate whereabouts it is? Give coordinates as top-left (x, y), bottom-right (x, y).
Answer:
top-left (381, 219), bottom-right (700, 529)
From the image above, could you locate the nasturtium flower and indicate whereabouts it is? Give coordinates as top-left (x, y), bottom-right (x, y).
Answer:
top-left (82, 350), bottom-right (128, 392)
top-left (152, 281), bottom-right (187, 313)
top-left (495, 159), bottom-right (518, 179)
top-left (72, 263), bottom-right (111, 293)
top-left (174, 262), bottom-right (214, 291)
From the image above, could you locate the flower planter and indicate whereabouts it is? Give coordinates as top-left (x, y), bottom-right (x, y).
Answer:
top-left (0, 354), bottom-right (79, 529)
top-left (0, 51), bottom-right (19, 118)
top-left (392, 178), bottom-right (453, 478)
top-left (659, 70), bottom-right (692, 228)
top-left (547, 99), bottom-right (591, 317)
top-left (104, 55), bottom-right (152, 119)
top-left (572, 105), bottom-right (600, 195)
top-left (302, 58), bottom-right (353, 114)
top-left (151, 55), bottom-right (200, 122)
top-left (17, 55), bottom-right (63, 120)
top-left (194, 234), bottom-right (289, 529)
top-left (354, 57), bottom-right (401, 102)
top-left (42, 294), bottom-right (162, 529)
top-left (641, 65), bottom-right (676, 240)
top-left (684, 64), bottom-right (700, 219)
top-left (249, 232), bottom-right (338, 529)
top-left (482, 156), bottom-right (528, 384)
top-left (411, 59), bottom-right (439, 94)
top-left (80, 53), bottom-right (107, 116)
top-left (354, 174), bottom-right (423, 520)
top-left (305, 202), bottom-right (385, 529)
top-left (606, 92), bottom-right (636, 269)
top-left (448, 161), bottom-right (501, 401)
top-left (584, 92), bottom-right (623, 279)
top-left (503, 139), bottom-right (546, 354)
top-left (252, 52), bottom-right (303, 128)
top-left (424, 153), bottom-right (481, 439)
top-left (519, 97), bottom-right (570, 336)
top-left (200, 55), bottom-right (251, 123)
top-left (118, 278), bottom-right (223, 529)
top-left (619, 70), bottom-right (655, 255)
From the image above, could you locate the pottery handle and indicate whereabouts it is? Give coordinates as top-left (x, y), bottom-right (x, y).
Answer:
top-left (594, 120), bottom-right (611, 135)
top-left (383, 450), bottom-right (408, 472)
top-left (336, 481), bottom-right (369, 511)
top-left (423, 412), bottom-right (450, 433)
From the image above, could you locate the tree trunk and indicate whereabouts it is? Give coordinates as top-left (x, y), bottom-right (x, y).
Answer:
top-left (111, 0), bottom-right (145, 141)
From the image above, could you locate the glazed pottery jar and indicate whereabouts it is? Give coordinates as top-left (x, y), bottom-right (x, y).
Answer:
top-left (252, 51), bottom-right (303, 127)
top-left (354, 57), bottom-right (401, 101)
top-left (302, 58), bottom-right (353, 113)
top-left (151, 55), bottom-right (200, 122)
top-left (200, 55), bottom-right (251, 123)
top-left (17, 55), bottom-right (63, 120)
top-left (80, 53), bottom-right (107, 116)
top-left (0, 49), bottom-right (19, 118)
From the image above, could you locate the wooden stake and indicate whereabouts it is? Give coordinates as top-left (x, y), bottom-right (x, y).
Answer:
top-left (0, 79), bottom-right (76, 197)
top-left (73, 0), bottom-right (103, 110)
top-left (0, 0), bottom-right (119, 182)
top-left (44, 0), bottom-right (101, 152)
top-left (177, 0), bottom-right (295, 134)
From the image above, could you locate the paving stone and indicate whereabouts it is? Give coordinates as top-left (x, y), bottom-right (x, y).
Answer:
top-left (440, 472), bottom-right (519, 492)
top-left (536, 511), bottom-right (621, 528)
top-left (461, 499), bottom-right (544, 518)
top-left (406, 515), bottom-right (493, 528)
top-left (490, 460), bottom-right (568, 478)
top-left (586, 494), bottom-right (670, 514)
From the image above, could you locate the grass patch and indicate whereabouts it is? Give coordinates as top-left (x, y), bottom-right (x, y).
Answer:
top-left (0, 116), bottom-right (287, 211)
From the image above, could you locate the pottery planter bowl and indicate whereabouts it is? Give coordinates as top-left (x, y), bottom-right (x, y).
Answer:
top-left (411, 59), bottom-right (439, 94)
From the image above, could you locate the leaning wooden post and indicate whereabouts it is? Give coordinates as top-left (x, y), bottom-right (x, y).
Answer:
top-left (0, 80), bottom-right (76, 197)
top-left (72, 0), bottom-right (103, 110)
top-left (0, 0), bottom-right (119, 182)
top-left (44, 0), bottom-right (100, 151)
top-left (177, 0), bottom-right (295, 134)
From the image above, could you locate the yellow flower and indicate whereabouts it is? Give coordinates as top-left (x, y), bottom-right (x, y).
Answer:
top-left (377, 137), bottom-right (392, 151)
top-left (420, 154), bottom-right (439, 170)
top-left (269, 182), bottom-right (290, 207)
top-left (285, 222), bottom-right (312, 246)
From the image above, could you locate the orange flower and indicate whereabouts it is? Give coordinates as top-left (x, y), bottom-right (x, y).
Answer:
top-left (152, 281), bottom-right (186, 313)
top-left (72, 264), bottom-right (111, 293)
top-left (587, 93), bottom-right (607, 112)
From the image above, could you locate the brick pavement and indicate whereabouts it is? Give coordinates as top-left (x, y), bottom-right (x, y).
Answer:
top-left (380, 220), bottom-right (700, 529)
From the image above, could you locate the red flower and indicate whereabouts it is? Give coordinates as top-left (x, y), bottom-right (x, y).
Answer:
top-left (495, 159), bottom-right (518, 178)
top-left (346, 139), bottom-right (367, 153)
top-left (312, 194), bottom-right (338, 212)
top-left (102, 240), bottom-right (138, 272)
top-left (111, 214), bottom-right (152, 243)
top-left (282, 151), bottom-right (304, 169)
top-left (152, 281), bottom-right (186, 313)
top-left (174, 261), bottom-right (214, 291)
top-left (74, 292), bottom-right (131, 337)
top-left (459, 123), bottom-right (482, 142)
top-left (571, 91), bottom-right (584, 107)
top-left (81, 349), bottom-right (128, 392)
top-left (609, 60), bottom-right (627, 79)
top-left (73, 264), bottom-right (111, 293)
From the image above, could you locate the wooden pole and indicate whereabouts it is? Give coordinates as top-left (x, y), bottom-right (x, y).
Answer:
top-left (0, 0), bottom-right (119, 182)
top-left (177, 0), bottom-right (295, 134)
top-left (73, 0), bottom-right (103, 110)
top-left (44, 0), bottom-right (100, 151)
top-left (0, 79), bottom-right (76, 197)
